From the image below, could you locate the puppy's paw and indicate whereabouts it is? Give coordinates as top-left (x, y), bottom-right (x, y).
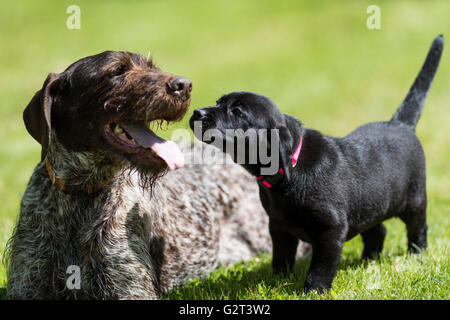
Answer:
top-left (303, 276), bottom-right (331, 295)
top-left (303, 284), bottom-right (329, 295)
top-left (272, 262), bottom-right (294, 276)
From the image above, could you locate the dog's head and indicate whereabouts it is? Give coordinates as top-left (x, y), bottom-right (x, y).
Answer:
top-left (190, 91), bottom-right (299, 180)
top-left (24, 51), bottom-right (192, 176)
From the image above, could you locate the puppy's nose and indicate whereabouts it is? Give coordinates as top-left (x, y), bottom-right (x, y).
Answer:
top-left (167, 77), bottom-right (192, 99)
top-left (193, 109), bottom-right (208, 119)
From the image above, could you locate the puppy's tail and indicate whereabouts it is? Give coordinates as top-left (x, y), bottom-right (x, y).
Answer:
top-left (391, 34), bottom-right (444, 129)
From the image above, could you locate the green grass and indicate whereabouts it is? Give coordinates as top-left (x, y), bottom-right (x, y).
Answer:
top-left (165, 219), bottom-right (449, 300)
top-left (0, 0), bottom-right (449, 299)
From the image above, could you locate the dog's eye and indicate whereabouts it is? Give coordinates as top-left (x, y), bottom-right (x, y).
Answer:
top-left (110, 65), bottom-right (127, 77)
top-left (232, 100), bottom-right (242, 108)
top-left (232, 108), bottom-right (244, 118)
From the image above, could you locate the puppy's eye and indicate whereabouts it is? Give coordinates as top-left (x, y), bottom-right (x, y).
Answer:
top-left (232, 100), bottom-right (242, 108)
top-left (232, 108), bottom-right (244, 118)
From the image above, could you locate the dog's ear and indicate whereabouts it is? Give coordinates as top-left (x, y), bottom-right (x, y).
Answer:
top-left (277, 126), bottom-right (293, 181)
top-left (23, 72), bottom-right (62, 161)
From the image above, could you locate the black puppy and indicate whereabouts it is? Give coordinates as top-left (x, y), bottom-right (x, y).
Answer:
top-left (190, 35), bottom-right (444, 293)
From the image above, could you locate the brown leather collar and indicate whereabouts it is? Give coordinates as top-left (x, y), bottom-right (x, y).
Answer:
top-left (44, 156), bottom-right (110, 194)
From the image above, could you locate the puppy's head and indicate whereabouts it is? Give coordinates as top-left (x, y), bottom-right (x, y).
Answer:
top-left (190, 91), bottom-right (296, 180)
top-left (24, 51), bottom-right (192, 176)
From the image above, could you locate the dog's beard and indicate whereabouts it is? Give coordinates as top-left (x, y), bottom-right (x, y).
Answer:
top-left (121, 162), bottom-right (168, 192)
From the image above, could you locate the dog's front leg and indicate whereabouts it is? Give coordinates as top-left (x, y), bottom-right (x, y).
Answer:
top-left (269, 220), bottom-right (299, 274)
top-left (303, 229), bottom-right (346, 294)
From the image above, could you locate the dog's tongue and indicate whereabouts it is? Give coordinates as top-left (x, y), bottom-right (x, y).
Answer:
top-left (121, 123), bottom-right (184, 170)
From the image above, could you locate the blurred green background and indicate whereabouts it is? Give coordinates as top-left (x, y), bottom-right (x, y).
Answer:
top-left (0, 0), bottom-right (449, 298)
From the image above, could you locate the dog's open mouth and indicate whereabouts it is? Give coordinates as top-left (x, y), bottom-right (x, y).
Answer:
top-left (104, 121), bottom-right (184, 170)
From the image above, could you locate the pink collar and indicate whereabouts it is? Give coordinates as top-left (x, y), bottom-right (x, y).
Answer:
top-left (291, 135), bottom-right (303, 167)
top-left (256, 135), bottom-right (303, 188)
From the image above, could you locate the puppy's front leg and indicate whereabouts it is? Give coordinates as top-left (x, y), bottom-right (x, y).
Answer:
top-left (304, 229), bottom-right (345, 294)
top-left (269, 220), bottom-right (299, 274)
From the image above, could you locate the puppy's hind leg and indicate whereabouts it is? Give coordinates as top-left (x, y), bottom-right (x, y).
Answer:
top-left (361, 223), bottom-right (387, 259)
top-left (401, 197), bottom-right (427, 254)
top-left (398, 179), bottom-right (427, 254)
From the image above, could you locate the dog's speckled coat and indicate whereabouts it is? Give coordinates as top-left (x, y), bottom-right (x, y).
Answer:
top-left (8, 139), bottom-right (280, 299)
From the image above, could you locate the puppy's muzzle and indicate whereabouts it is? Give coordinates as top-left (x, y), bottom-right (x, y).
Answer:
top-left (190, 108), bottom-right (213, 128)
top-left (190, 107), bottom-right (215, 137)
top-left (192, 108), bottom-right (209, 120)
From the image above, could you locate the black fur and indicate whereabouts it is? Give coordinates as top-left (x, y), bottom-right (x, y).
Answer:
top-left (190, 35), bottom-right (444, 293)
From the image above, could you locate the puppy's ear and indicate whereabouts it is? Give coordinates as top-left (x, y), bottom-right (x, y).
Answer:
top-left (277, 126), bottom-right (293, 181)
top-left (23, 72), bottom-right (61, 161)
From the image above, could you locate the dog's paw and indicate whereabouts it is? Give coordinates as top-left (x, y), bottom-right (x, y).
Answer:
top-left (303, 276), bottom-right (331, 295)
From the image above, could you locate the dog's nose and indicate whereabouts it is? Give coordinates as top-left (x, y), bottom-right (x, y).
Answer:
top-left (193, 109), bottom-right (208, 119)
top-left (167, 77), bottom-right (192, 99)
